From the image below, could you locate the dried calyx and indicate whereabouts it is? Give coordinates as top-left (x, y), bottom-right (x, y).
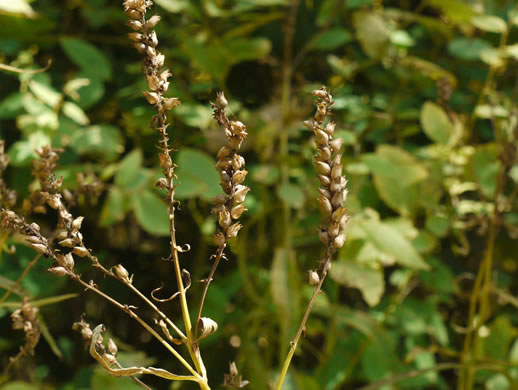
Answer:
top-left (223, 362), bottom-right (249, 389)
top-left (306, 86), bottom-right (348, 275)
top-left (211, 92), bottom-right (249, 245)
top-left (11, 298), bottom-right (41, 356)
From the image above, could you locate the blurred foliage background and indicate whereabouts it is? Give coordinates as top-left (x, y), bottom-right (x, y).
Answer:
top-left (1, 0), bottom-right (518, 389)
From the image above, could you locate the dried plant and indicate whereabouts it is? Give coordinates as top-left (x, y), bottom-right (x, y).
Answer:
top-left (275, 87), bottom-right (348, 389)
top-left (1, 298), bottom-right (41, 381)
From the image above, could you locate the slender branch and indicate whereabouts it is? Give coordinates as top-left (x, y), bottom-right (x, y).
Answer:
top-left (194, 246), bottom-right (225, 339)
top-left (275, 263), bottom-right (328, 390)
top-left (70, 274), bottom-right (201, 379)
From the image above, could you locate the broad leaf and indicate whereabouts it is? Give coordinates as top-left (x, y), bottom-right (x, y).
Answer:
top-left (132, 190), bottom-right (170, 236)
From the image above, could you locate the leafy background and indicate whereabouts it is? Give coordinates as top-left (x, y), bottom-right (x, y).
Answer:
top-left (1, 0), bottom-right (518, 389)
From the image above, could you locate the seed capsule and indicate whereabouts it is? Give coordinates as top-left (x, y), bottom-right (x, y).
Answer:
top-left (318, 195), bottom-right (333, 216)
top-left (315, 161), bottom-right (331, 175)
top-left (230, 204), bottom-right (247, 219)
top-left (309, 270), bottom-right (320, 286)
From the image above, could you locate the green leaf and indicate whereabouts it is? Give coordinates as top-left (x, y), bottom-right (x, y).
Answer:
top-left (0, 382), bottom-right (39, 390)
top-left (115, 149), bottom-right (143, 189)
top-left (472, 146), bottom-right (499, 197)
top-left (62, 101), bottom-right (89, 125)
top-left (353, 11), bottom-right (390, 58)
top-left (132, 190), bottom-right (170, 236)
top-left (448, 38), bottom-right (492, 61)
top-left (509, 165), bottom-right (518, 183)
top-left (223, 37), bottom-right (272, 64)
top-left (7, 131), bottom-right (51, 166)
top-left (307, 28), bottom-right (353, 51)
top-left (174, 148), bottom-right (220, 201)
top-left (420, 101), bottom-right (454, 144)
top-left (361, 218), bottom-right (430, 270)
top-left (61, 38), bottom-right (112, 81)
top-left (362, 146), bottom-right (428, 214)
top-left (154, 0), bottom-right (189, 12)
top-left (0, 92), bottom-right (24, 118)
top-left (74, 73), bottom-right (105, 108)
top-left (472, 15), bottom-right (507, 33)
top-left (0, 0), bottom-right (36, 17)
top-left (425, 0), bottom-right (475, 24)
top-left (330, 260), bottom-right (384, 306)
top-left (99, 187), bottom-right (127, 227)
top-left (362, 145), bottom-right (428, 187)
top-left (28, 79), bottom-right (61, 108)
top-left (390, 30), bottom-right (415, 47)
top-left (276, 183), bottom-right (305, 209)
top-left (71, 125), bottom-right (124, 161)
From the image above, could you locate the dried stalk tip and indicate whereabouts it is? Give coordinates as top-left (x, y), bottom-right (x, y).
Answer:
top-left (223, 361), bottom-right (250, 388)
top-left (310, 86), bottom-right (348, 261)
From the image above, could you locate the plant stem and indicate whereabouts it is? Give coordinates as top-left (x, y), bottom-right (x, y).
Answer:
top-left (275, 259), bottom-right (328, 390)
top-left (194, 245), bottom-right (225, 339)
top-left (70, 274), bottom-right (201, 380)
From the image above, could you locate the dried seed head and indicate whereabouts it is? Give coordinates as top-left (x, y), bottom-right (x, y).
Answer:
top-left (232, 170), bottom-right (247, 185)
top-left (230, 204), bottom-right (247, 219)
top-left (325, 122), bottom-right (336, 136)
top-left (148, 31), bottom-right (159, 47)
top-left (143, 91), bottom-right (159, 105)
top-left (163, 97), bottom-right (181, 111)
top-left (230, 121), bottom-right (247, 137)
top-left (128, 32), bottom-right (143, 42)
top-left (81, 327), bottom-right (93, 342)
top-left (73, 246), bottom-right (89, 257)
top-left (127, 20), bottom-right (143, 31)
top-left (318, 174), bottom-right (331, 188)
top-left (226, 223), bottom-right (242, 238)
top-left (216, 92), bottom-right (228, 109)
top-left (304, 120), bottom-right (316, 131)
top-left (318, 195), bottom-right (333, 216)
top-left (329, 138), bottom-right (344, 154)
top-left (312, 88), bottom-right (329, 99)
top-left (114, 264), bottom-right (130, 282)
top-left (214, 231), bottom-right (226, 247)
top-left (146, 74), bottom-right (160, 91)
top-left (72, 216), bottom-right (84, 231)
top-left (309, 270), bottom-right (320, 286)
top-left (233, 185), bottom-right (249, 203)
top-left (333, 233), bottom-right (346, 249)
top-left (315, 161), bottom-right (331, 176)
top-left (31, 243), bottom-right (49, 255)
top-left (331, 164), bottom-right (343, 180)
top-left (229, 361), bottom-right (239, 376)
top-left (318, 188), bottom-right (332, 200)
top-left (332, 190), bottom-right (345, 208)
top-left (315, 130), bottom-right (329, 146)
top-left (59, 238), bottom-right (75, 248)
top-left (49, 266), bottom-right (68, 277)
top-left (232, 155), bottom-right (245, 170)
top-left (146, 15), bottom-right (161, 29)
top-left (219, 209), bottom-right (231, 229)
top-left (318, 228), bottom-right (329, 245)
top-left (217, 146), bottom-right (232, 160)
top-left (212, 194), bottom-right (227, 205)
top-left (155, 177), bottom-right (168, 189)
top-left (103, 353), bottom-right (117, 366)
top-left (57, 253), bottom-right (74, 270)
top-left (108, 338), bottom-right (118, 356)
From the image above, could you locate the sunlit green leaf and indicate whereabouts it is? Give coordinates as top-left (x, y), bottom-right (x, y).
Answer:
top-left (331, 260), bottom-right (384, 306)
top-left (277, 183), bottom-right (305, 209)
top-left (174, 148), bottom-right (220, 201)
top-left (307, 28), bottom-right (353, 51)
top-left (472, 15), bottom-right (507, 33)
top-left (361, 218), bottom-right (430, 270)
top-left (132, 190), bottom-right (170, 236)
top-left (420, 101), bottom-right (454, 144)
